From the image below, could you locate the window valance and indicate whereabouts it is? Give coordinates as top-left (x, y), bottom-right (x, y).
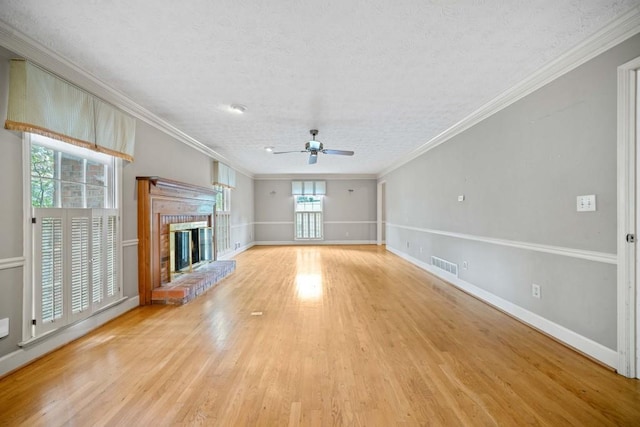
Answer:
top-left (213, 161), bottom-right (236, 188)
top-left (5, 59), bottom-right (136, 162)
top-left (292, 181), bottom-right (326, 195)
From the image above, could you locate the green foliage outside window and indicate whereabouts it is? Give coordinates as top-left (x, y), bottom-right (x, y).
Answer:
top-left (31, 145), bottom-right (55, 207)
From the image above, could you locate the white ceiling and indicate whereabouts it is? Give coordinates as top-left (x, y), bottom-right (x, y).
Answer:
top-left (0, 1), bottom-right (637, 176)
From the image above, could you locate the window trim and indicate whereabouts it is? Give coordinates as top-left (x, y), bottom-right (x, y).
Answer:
top-left (294, 195), bottom-right (324, 241)
top-left (22, 133), bottom-right (123, 341)
top-left (30, 134), bottom-right (115, 209)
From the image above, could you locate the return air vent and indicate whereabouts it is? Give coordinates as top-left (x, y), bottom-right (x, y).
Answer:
top-left (431, 256), bottom-right (458, 277)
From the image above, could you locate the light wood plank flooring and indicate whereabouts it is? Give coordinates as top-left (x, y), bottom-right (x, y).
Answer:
top-left (1, 245), bottom-right (639, 425)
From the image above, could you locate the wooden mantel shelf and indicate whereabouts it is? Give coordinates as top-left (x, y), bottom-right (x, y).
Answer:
top-left (137, 177), bottom-right (219, 305)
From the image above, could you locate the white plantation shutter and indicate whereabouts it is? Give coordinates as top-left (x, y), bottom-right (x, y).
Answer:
top-left (217, 213), bottom-right (231, 254)
top-left (33, 208), bottom-right (120, 336)
top-left (295, 212), bottom-right (323, 239)
top-left (91, 210), bottom-right (119, 308)
top-left (69, 212), bottom-right (91, 322)
top-left (91, 215), bottom-right (104, 305)
top-left (34, 209), bottom-right (65, 335)
top-left (106, 213), bottom-right (118, 299)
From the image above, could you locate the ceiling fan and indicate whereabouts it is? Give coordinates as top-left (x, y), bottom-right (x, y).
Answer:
top-left (273, 129), bottom-right (355, 164)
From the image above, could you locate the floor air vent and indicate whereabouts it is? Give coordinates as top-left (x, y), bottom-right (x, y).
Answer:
top-left (431, 256), bottom-right (458, 277)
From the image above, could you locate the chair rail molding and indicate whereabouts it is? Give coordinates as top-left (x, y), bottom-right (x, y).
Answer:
top-left (387, 223), bottom-right (616, 265)
top-left (0, 257), bottom-right (25, 270)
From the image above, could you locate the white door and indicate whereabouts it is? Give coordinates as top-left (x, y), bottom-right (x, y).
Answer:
top-left (617, 56), bottom-right (640, 378)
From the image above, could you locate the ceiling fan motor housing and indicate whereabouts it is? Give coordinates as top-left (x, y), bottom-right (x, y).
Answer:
top-left (306, 141), bottom-right (323, 151)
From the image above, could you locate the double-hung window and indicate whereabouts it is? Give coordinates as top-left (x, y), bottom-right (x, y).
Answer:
top-left (215, 186), bottom-right (231, 255)
top-left (292, 181), bottom-right (325, 240)
top-left (28, 133), bottom-right (120, 337)
top-left (295, 195), bottom-right (323, 240)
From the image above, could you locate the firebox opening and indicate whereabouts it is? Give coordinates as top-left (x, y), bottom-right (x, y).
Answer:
top-left (169, 221), bottom-right (213, 279)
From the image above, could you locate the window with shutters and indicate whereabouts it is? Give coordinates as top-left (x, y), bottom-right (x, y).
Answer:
top-left (215, 186), bottom-right (231, 255)
top-left (294, 196), bottom-right (323, 240)
top-left (28, 134), bottom-right (120, 337)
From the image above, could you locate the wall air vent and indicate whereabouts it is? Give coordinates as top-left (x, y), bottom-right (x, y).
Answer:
top-left (431, 256), bottom-right (458, 277)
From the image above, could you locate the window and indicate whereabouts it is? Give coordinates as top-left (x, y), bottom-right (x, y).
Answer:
top-left (28, 134), bottom-right (120, 337)
top-left (31, 138), bottom-right (114, 209)
top-left (215, 186), bottom-right (231, 255)
top-left (295, 196), bottom-right (323, 240)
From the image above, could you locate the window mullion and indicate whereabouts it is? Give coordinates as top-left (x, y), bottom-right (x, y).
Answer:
top-left (55, 151), bottom-right (62, 208)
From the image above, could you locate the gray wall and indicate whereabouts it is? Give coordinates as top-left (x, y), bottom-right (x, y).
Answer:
top-left (0, 48), bottom-right (27, 357)
top-left (230, 172), bottom-right (255, 251)
top-left (381, 33), bottom-right (640, 351)
top-left (254, 178), bottom-right (377, 244)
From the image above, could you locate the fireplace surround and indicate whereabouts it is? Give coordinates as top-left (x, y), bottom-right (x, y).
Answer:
top-left (136, 177), bottom-right (218, 305)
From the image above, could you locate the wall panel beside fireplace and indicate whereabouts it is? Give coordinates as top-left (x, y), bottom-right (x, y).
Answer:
top-left (136, 177), bottom-right (218, 305)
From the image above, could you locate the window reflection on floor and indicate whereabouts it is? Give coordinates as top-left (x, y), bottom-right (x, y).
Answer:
top-left (296, 274), bottom-right (323, 300)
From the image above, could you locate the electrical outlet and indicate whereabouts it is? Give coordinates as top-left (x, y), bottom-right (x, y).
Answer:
top-left (345, 231), bottom-right (349, 237)
top-left (576, 195), bottom-right (596, 212)
top-left (0, 318), bottom-right (8, 339)
top-left (532, 283), bottom-right (541, 299)
top-left (463, 261), bottom-right (468, 270)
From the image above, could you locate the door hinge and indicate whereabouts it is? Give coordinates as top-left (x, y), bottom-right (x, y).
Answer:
top-left (32, 319), bottom-right (36, 325)
top-left (31, 217), bottom-right (36, 224)
top-left (626, 233), bottom-right (635, 243)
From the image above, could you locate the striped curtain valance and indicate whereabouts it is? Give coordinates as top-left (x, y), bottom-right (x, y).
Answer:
top-left (292, 181), bottom-right (326, 195)
top-left (5, 59), bottom-right (136, 161)
top-left (213, 161), bottom-right (236, 188)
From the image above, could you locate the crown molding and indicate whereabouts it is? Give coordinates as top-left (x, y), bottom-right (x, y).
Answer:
top-left (378, 6), bottom-right (640, 178)
top-left (0, 20), bottom-right (254, 179)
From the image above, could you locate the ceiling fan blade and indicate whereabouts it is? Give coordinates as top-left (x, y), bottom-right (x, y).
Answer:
top-left (308, 153), bottom-right (318, 164)
top-left (322, 149), bottom-right (354, 156)
top-left (273, 150), bottom-right (307, 154)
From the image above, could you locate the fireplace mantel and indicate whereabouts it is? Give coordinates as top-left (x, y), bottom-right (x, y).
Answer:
top-left (137, 177), bottom-right (218, 305)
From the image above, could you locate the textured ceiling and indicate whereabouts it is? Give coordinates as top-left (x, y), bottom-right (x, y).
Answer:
top-left (0, 0), bottom-right (637, 176)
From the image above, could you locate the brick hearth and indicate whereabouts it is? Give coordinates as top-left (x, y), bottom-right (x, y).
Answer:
top-left (151, 260), bottom-right (236, 305)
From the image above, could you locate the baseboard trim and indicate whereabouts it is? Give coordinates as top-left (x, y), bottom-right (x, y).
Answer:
top-left (218, 242), bottom-right (255, 259)
top-left (0, 296), bottom-right (140, 378)
top-left (254, 240), bottom-right (376, 246)
top-left (387, 246), bottom-right (618, 369)
top-left (324, 221), bottom-right (377, 225)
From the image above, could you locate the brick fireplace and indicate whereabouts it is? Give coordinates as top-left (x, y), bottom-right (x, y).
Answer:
top-left (136, 177), bottom-right (235, 305)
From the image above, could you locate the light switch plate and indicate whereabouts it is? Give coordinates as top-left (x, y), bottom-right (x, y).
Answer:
top-left (0, 318), bottom-right (8, 339)
top-left (457, 195), bottom-right (465, 202)
top-left (577, 195), bottom-right (596, 212)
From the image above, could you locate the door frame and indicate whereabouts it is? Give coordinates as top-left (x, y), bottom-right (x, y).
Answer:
top-left (617, 55), bottom-right (640, 378)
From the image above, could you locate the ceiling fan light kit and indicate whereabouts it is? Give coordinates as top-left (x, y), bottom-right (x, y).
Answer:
top-left (229, 104), bottom-right (247, 114)
top-left (273, 129), bottom-right (354, 164)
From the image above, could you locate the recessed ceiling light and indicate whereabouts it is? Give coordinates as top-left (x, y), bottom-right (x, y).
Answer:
top-left (264, 146), bottom-right (274, 152)
top-left (229, 104), bottom-right (247, 114)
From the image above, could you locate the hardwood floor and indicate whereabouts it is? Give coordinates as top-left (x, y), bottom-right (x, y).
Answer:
top-left (1, 245), bottom-right (639, 426)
